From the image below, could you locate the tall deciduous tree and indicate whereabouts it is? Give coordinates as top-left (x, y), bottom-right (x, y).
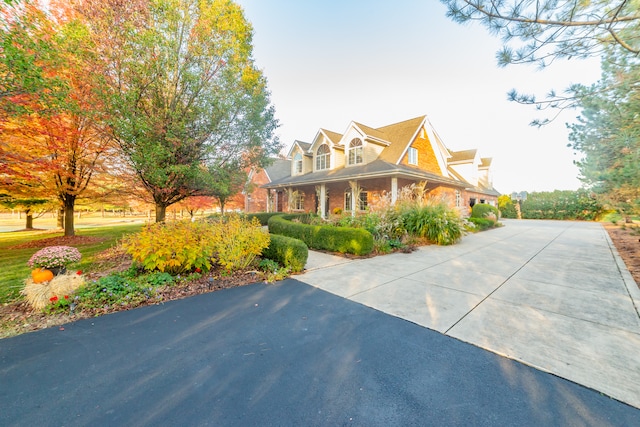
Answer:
top-left (0, 1), bottom-right (69, 115)
top-left (209, 163), bottom-right (246, 215)
top-left (75, 0), bottom-right (280, 222)
top-left (0, 1), bottom-right (113, 236)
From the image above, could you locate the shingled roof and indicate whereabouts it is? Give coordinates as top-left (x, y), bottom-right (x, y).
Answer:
top-left (264, 159), bottom-right (291, 182)
top-left (264, 159), bottom-right (466, 189)
top-left (376, 116), bottom-right (426, 163)
top-left (449, 149), bottom-right (477, 163)
top-left (320, 129), bottom-right (343, 146)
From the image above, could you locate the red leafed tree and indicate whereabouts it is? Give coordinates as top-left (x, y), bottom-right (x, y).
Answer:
top-left (0, 1), bottom-right (113, 236)
top-left (177, 196), bottom-right (216, 219)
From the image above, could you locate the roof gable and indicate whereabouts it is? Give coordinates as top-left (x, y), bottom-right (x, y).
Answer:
top-left (320, 128), bottom-right (343, 146)
top-left (353, 122), bottom-right (391, 146)
top-left (449, 149), bottom-right (478, 164)
top-left (286, 140), bottom-right (312, 158)
top-left (377, 116), bottom-right (427, 163)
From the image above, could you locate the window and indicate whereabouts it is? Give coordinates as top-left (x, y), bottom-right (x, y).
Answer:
top-left (455, 190), bottom-right (461, 208)
top-left (344, 188), bottom-right (368, 211)
top-left (316, 144), bottom-right (330, 170)
top-left (408, 147), bottom-right (418, 165)
top-left (294, 153), bottom-right (302, 174)
top-left (348, 138), bottom-right (363, 165)
top-left (292, 192), bottom-right (304, 210)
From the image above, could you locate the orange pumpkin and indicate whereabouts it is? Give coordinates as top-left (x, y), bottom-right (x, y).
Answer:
top-left (31, 268), bottom-right (54, 284)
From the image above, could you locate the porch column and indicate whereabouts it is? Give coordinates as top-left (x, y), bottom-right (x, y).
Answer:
top-left (349, 180), bottom-right (358, 217)
top-left (320, 184), bottom-right (327, 219)
top-left (391, 177), bottom-right (398, 204)
top-left (266, 189), bottom-right (271, 213)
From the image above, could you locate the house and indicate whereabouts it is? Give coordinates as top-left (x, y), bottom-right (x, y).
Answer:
top-left (255, 115), bottom-right (499, 217)
top-left (240, 158), bottom-right (291, 213)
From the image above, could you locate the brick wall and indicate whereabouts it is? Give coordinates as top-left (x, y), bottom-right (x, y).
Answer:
top-left (400, 133), bottom-right (442, 174)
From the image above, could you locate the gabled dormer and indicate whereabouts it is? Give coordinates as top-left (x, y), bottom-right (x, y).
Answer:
top-left (448, 149), bottom-right (481, 186)
top-left (287, 140), bottom-right (312, 176)
top-left (309, 129), bottom-right (343, 172)
top-left (335, 122), bottom-right (392, 168)
top-left (478, 157), bottom-right (493, 188)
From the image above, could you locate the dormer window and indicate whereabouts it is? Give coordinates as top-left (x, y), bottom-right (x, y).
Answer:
top-left (294, 153), bottom-right (302, 174)
top-left (348, 138), bottom-right (363, 165)
top-left (316, 144), bottom-right (330, 170)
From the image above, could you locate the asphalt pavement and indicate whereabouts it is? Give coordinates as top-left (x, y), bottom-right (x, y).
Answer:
top-left (2, 219), bottom-right (640, 425)
top-left (1, 277), bottom-right (639, 426)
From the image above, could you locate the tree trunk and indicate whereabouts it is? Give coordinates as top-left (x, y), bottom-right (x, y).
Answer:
top-left (155, 203), bottom-right (167, 223)
top-left (25, 209), bottom-right (33, 229)
top-left (64, 197), bottom-right (76, 237)
top-left (219, 200), bottom-right (226, 216)
top-left (57, 208), bottom-right (65, 229)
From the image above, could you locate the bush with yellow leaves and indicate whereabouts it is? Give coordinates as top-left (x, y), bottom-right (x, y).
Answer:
top-left (124, 215), bottom-right (270, 274)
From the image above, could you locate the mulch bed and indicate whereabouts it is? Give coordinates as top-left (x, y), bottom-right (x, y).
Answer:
top-left (603, 223), bottom-right (640, 287)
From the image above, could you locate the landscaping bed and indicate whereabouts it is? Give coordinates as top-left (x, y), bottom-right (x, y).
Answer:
top-left (604, 222), bottom-right (640, 286)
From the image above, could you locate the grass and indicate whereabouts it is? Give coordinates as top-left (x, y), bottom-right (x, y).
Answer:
top-left (0, 224), bottom-right (143, 304)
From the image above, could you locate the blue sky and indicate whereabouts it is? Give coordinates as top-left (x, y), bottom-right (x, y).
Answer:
top-left (235, 0), bottom-right (601, 193)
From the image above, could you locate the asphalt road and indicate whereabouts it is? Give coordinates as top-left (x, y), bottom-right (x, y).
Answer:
top-left (1, 279), bottom-right (639, 426)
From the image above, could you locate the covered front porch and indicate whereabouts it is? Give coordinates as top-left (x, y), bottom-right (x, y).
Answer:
top-left (264, 175), bottom-right (467, 219)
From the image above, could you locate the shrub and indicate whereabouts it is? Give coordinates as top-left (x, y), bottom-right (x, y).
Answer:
top-left (467, 217), bottom-right (497, 231)
top-left (124, 220), bottom-right (218, 274)
top-left (261, 234), bottom-right (308, 272)
top-left (519, 190), bottom-right (603, 220)
top-left (401, 204), bottom-right (463, 245)
top-left (244, 212), bottom-right (283, 226)
top-left (471, 203), bottom-right (500, 220)
top-left (268, 214), bottom-right (373, 255)
top-left (124, 216), bottom-right (269, 274)
top-left (498, 195), bottom-right (517, 218)
top-left (210, 215), bottom-right (270, 272)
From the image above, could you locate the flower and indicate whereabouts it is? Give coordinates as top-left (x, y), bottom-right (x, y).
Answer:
top-left (50, 296), bottom-right (58, 302)
top-left (28, 246), bottom-right (81, 269)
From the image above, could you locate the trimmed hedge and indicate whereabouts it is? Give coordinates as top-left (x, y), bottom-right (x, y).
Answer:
top-left (268, 214), bottom-right (374, 255)
top-left (262, 234), bottom-right (308, 273)
top-left (471, 203), bottom-right (499, 219)
top-left (244, 212), bottom-right (284, 226)
top-left (468, 217), bottom-right (496, 231)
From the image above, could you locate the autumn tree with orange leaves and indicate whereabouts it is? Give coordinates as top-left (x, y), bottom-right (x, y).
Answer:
top-left (0, 0), bottom-right (114, 236)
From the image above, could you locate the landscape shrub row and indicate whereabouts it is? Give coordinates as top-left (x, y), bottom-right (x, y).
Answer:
top-left (243, 212), bottom-right (284, 226)
top-left (498, 190), bottom-right (603, 220)
top-left (268, 214), bottom-right (374, 255)
top-left (261, 234), bottom-right (308, 272)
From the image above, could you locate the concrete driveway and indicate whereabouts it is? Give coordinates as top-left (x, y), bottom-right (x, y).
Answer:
top-left (300, 219), bottom-right (640, 409)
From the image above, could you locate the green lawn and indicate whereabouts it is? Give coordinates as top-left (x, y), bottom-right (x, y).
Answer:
top-left (0, 224), bottom-right (142, 304)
